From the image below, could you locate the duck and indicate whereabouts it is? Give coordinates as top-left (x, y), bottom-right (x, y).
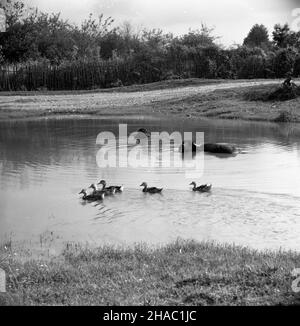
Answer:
top-left (89, 184), bottom-right (116, 196)
top-left (79, 189), bottom-right (105, 201)
top-left (98, 180), bottom-right (124, 193)
top-left (140, 182), bottom-right (163, 194)
top-left (190, 182), bottom-right (212, 193)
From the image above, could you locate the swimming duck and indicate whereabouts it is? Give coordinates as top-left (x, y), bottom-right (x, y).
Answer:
top-left (89, 184), bottom-right (116, 196)
top-left (79, 189), bottom-right (105, 201)
top-left (190, 182), bottom-right (212, 193)
top-left (98, 180), bottom-right (124, 193)
top-left (140, 182), bottom-right (163, 194)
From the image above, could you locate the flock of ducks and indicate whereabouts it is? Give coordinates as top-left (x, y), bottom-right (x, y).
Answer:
top-left (79, 180), bottom-right (212, 202)
top-left (79, 128), bottom-right (222, 202)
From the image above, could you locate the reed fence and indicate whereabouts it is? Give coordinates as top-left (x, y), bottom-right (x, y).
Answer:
top-left (0, 56), bottom-right (218, 91)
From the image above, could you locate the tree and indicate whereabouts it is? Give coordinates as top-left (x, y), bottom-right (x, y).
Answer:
top-left (273, 48), bottom-right (296, 77)
top-left (272, 24), bottom-right (299, 48)
top-left (72, 13), bottom-right (115, 59)
top-left (293, 54), bottom-right (300, 77)
top-left (180, 24), bottom-right (217, 48)
top-left (238, 55), bottom-right (266, 78)
top-left (243, 24), bottom-right (270, 48)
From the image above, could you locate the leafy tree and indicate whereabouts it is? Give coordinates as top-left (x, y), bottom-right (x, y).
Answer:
top-left (293, 54), bottom-right (300, 77)
top-left (243, 24), bottom-right (270, 48)
top-left (179, 25), bottom-right (217, 48)
top-left (272, 24), bottom-right (299, 49)
top-left (272, 48), bottom-right (296, 77)
top-left (238, 55), bottom-right (266, 78)
top-left (71, 13), bottom-right (115, 59)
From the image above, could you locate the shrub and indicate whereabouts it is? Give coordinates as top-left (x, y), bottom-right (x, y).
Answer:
top-left (244, 85), bottom-right (300, 102)
top-left (274, 111), bottom-right (297, 123)
top-left (268, 86), bottom-right (300, 101)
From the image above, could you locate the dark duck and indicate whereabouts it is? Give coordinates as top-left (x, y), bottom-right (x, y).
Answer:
top-left (140, 182), bottom-right (163, 194)
top-left (98, 180), bottom-right (124, 193)
top-left (190, 182), bottom-right (212, 193)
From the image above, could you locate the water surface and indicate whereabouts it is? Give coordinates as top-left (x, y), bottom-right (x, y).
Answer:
top-left (0, 116), bottom-right (300, 252)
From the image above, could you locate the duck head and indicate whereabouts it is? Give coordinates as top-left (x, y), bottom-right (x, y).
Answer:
top-left (89, 184), bottom-right (97, 191)
top-left (98, 180), bottom-right (106, 188)
top-left (79, 189), bottom-right (87, 196)
top-left (140, 182), bottom-right (148, 188)
top-left (189, 182), bottom-right (197, 188)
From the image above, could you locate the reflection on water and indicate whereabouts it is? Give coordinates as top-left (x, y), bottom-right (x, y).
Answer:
top-left (0, 116), bottom-right (300, 252)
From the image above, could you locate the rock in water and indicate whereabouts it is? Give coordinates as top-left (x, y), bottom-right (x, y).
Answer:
top-left (204, 143), bottom-right (237, 154)
top-left (179, 141), bottom-right (237, 155)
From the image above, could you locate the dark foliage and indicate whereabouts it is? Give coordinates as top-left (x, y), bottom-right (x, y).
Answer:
top-left (244, 84), bottom-right (300, 102)
top-left (1, 1), bottom-right (300, 91)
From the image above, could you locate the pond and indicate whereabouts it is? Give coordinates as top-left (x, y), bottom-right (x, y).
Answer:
top-left (0, 115), bottom-right (300, 253)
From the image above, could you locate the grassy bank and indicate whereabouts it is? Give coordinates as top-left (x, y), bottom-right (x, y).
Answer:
top-left (1, 240), bottom-right (300, 306)
top-left (2, 79), bottom-right (299, 122)
top-left (152, 84), bottom-right (300, 122)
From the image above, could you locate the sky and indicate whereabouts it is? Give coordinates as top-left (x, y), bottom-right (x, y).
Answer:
top-left (24, 0), bottom-right (300, 46)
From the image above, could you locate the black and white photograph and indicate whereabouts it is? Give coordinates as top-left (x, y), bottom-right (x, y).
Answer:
top-left (0, 0), bottom-right (300, 308)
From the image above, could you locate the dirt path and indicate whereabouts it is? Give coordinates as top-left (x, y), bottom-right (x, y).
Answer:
top-left (0, 79), bottom-right (289, 121)
top-left (0, 80), bottom-right (279, 110)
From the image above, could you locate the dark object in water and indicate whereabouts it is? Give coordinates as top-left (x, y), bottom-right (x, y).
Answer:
top-left (179, 141), bottom-right (237, 155)
top-left (204, 143), bottom-right (237, 154)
